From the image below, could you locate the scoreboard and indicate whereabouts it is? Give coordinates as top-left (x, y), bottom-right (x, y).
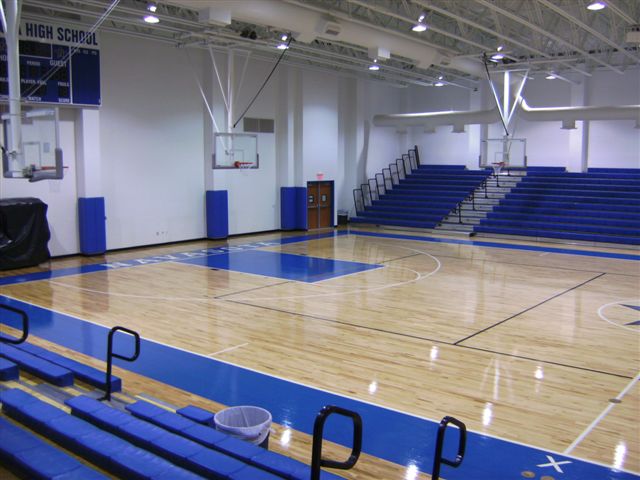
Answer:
top-left (0, 21), bottom-right (101, 106)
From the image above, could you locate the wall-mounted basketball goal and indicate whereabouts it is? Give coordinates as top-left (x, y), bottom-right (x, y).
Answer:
top-left (480, 137), bottom-right (527, 169)
top-left (2, 108), bottom-right (63, 182)
top-left (213, 133), bottom-right (258, 169)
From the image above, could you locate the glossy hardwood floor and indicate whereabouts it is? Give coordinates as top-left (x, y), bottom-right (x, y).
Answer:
top-left (1, 227), bottom-right (638, 479)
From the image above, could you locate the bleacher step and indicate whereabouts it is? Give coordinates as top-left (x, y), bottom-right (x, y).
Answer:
top-left (0, 344), bottom-right (74, 387)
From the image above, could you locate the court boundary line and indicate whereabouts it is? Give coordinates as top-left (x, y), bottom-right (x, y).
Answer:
top-left (348, 229), bottom-right (640, 261)
top-left (598, 299), bottom-right (640, 332)
top-left (564, 372), bottom-right (640, 454)
top-left (1, 292), bottom-right (637, 477)
top-left (208, 343), bottom-right (249, 357)
top-left (453, 272), bottom-right (607, 345)
top-left (458, 344), bottom-right (634, 380)
top-left (215, 280), bottom-right (292, 299)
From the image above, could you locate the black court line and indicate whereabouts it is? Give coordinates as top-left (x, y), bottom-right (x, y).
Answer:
top-left (419, 252), bottom-right (611, 276)
top-left (457, 344), bottom-right (634, 380)
top-left (214, 281), bottom-right (292, 299)
top-left (223, 290), bottom-right (632, 380)
top-left (222, 298), bottom-right (446, 344)
top-left (381, 253), bottom-right (422, 263)
top-left (453, 272), bottom-right (607, 345)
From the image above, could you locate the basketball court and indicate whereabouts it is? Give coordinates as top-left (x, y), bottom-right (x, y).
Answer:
top-left (1, 227), bottom-right (638, 479)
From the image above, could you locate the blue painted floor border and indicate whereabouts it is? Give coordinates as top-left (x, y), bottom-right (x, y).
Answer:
top-left (1, 295), bottom-right (637, 480)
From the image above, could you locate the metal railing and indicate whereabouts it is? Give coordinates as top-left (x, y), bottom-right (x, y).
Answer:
top-left (0, 304), bottom-right (29, 344)
top-left (99, 326), bottom-right (140, 401)
top-left (352, 146), bottom-right (419, 215)
top-left (310, 405), bottom-right (362, 480)
top-left (432, 416), bottom-right (467, 480)
top-left (450, 174), bottom-right (491, 224)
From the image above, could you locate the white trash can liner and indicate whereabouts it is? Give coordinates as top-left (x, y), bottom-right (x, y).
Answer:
top-left (214, 406), bottom-right (272, 446)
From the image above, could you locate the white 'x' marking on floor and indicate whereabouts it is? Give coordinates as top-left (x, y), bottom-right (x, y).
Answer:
top-left (537, 455), bottom-right (572, 473)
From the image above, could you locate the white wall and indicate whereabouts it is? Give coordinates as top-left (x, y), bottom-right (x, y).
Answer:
top-left (407, 85), bottom-right (485, 169)
top-left (587, 69), bottom-right (640, 169)
top-left (100, 33), bottom-right (206, 249)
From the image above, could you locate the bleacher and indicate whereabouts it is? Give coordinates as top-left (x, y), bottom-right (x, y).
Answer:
top-left (0, 303), bottom-right (467, 480)
top-left (474, 168), bottom-right (640, 245)
top-left (351, 165), bottom-right (492, 229)
top-left (0, 332), bottom-right (350, 479)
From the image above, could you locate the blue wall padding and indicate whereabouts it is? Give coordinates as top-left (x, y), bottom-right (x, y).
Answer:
top-left (206, 191), bottom-right (228, 239)
top-left (281, 187), bottom-right (307, 230)
top-left (78, 197), bottom-right (106, 255)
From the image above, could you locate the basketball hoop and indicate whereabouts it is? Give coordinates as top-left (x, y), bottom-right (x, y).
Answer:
top-left (234, 161), bottom-right (253, 169)
top-left (491, 161), bottom-right (505, 177)
top-left (492, 161), bottom-right (506, 187)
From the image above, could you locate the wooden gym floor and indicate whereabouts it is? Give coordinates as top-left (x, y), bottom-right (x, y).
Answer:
top-left (0, 227), bottom-right (638, 479)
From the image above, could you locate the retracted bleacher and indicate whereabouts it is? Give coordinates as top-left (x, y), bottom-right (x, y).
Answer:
top-left (351, 164), bottom-right (491, 229)
top-left (474, 168), bottom-right (640, 245)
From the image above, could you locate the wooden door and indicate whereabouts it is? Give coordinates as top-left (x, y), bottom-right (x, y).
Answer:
top-left (318, 182), bottom-right (332, 228)
top-left (306, 181), bottom-right (333, 229)
top-left (307, 183), bottom-right (319, 230)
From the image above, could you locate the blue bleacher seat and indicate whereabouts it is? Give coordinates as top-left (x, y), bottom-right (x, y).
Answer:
top-left (0, 357), bottom-right (19, 381)
top-left (125, 399), bottom-right (345, 480)
top-left (177, 405), bottom-right (215, 426)
top-left (0, 416), bottom-right (108, 480)
top-left (0, 344), bottom-right (74, 386)
top-left (474, 169), bottom-right (640, 245)
top-left (66, 395), bottom-right (283, 479)
top-left (15, 341), bottom-right (122, 391)
top-left (351, 163), bottom-right (491, 229)
top-left (0, 389), bottom-right (203, 480)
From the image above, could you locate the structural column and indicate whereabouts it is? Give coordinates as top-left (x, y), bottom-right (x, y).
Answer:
top-left (75, 108), bottom-right (106, 255)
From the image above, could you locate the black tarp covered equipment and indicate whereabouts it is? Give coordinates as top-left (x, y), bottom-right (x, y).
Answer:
top-left (0, 197), bottom-right (51, 270)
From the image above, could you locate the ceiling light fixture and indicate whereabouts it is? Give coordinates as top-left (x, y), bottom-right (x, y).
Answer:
top-left (587, 1), bottom-right (606, 10)
top-left (147, 2), bottom-right (157, 12)
top-left (369, 59), bottom-right (380, 71)
top-left (412, 13), bottom-right (428, 32)
top-left (434, 81), bottom-right (444, 87)
top-left (545, 73), bottom-right (557, 80)
top-left (497, 45), bottom-right (504, 52)
top-left (277, 32), bottom-right (291, 49)
top-left (143, 14), bottom-right (159, 24)
top-left (491, 53), bottom-right (504, 60)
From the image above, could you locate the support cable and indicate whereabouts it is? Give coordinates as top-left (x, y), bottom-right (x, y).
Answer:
top-left (233, 35), bottom-right (291, 128)
top-left (22, 0), bottom-right (120, 99)
top-left (482, 53), bottom-right (509, 137)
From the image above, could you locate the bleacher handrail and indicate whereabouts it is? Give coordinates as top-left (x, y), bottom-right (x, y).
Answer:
top-left (0, 304), bottom-right (29, 344)
top-left (99, 326), bottom-right (140, 401)
top-left (351, 146), bottom-right (420, 216)
top-left (432, 415), bottom-right (467, 480)
top-left (310, 405), bottom-right (363, 480)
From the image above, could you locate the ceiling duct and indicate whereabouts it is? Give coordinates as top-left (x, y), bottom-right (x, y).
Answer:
top-left (316, 19), bottom-right (341, 37)
top-left (373, 97), bottom-right (640, 130)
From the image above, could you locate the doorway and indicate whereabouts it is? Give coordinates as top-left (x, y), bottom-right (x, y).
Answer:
top-left (306, 181), bottom-right (334, 230)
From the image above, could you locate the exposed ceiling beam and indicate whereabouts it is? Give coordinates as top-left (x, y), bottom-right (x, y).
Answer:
top-left (536, 0), bottom-right (640, 65)
top-left (474, 0), bottom-right (624, 74)
top-left (411, 0), bottom-right (593, 77)
top-left (345, 0), bottom-right (495, 53)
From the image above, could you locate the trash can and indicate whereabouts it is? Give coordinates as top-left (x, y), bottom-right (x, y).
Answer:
top-left (214, 406), bottom-right (272, 449)
top-left (337, 210), bottom-right (349, 226)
